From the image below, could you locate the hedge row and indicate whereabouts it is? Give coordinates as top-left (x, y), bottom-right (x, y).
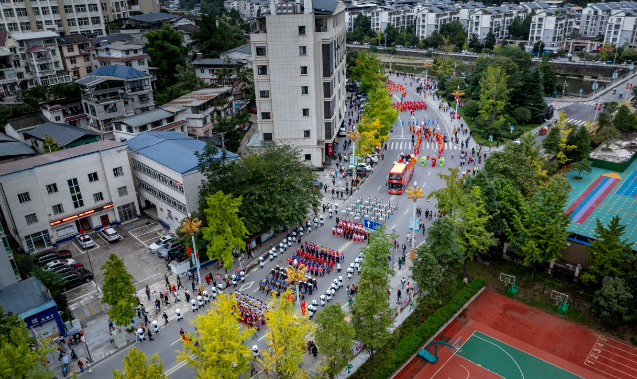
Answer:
top-left (354, 278), bottom-right (487, 379)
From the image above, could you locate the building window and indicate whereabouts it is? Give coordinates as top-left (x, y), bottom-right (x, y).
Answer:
top-left (16, 8), bottom-right (27, 16)
top-left (67, 46), bottom-right (74, 53)
top-left (301, 66), bottom-right (308, 75)
top-left (257, 65), bottom-right (267, 75)
top-left (84, 55), bottom-right (90, 62)
top-left (89, 4), bottom-right (98, 11)
top-left (52, 204), bottom-right (64, 214)
top-left (118, 186), bottom-right (128, 197)
top-left (36, 21), bottom-right (43, 30)
top-left (256, 46), bottom-right (266, 56)
top-left (305, 154), bottom-right (311, 160)
top-left (46, 183), bottom-right (58, 194)
top-left (261, 112), bottom-right (271, 120)
top-left (304, 130), bottom-right (311, 137)
top-left (88, 172), bottom-right (98, 182)
top-left (299, 25), bottom-right (306, 35)
top-left (263, 133), bottom-right (273, 141)
top-left (67, 18), bottom-right (76, 27)
top-left (113, 166), bottom-right (124, 177)
top-left (67, 178), bottom-right (84, 209)
top-left (93, 192), bottom-right (104, 202)
top-left (18, 192), bottom-right (31, 203)
top-left (301, 86), bottom-right (309, 94)
top-left (260, 90), bottom-right (269, 98)
top-left (25, 213), bottom-right (38, 225)
top-left (52, 6), bottom-right (59, 14)
top-left (138, 59), bottom-right (145, 65)
top-left (302, 109), bottom-right (310, 117)
top-left (70, 57), bottom-right (77, 64)
top-left (299, 46), bottom-right (307, 55)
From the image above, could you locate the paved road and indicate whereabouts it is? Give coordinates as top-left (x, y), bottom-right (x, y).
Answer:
top-left (81, 75), bottom-right (473, 379)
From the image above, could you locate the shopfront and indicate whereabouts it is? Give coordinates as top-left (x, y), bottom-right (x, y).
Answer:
top-left (24, 230), bottom-right (52, 254)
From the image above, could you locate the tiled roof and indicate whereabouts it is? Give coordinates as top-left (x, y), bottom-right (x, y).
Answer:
top-left (0, 132), bottom-right (35, 158)
top-left (57, 34), bottom-right (91, 46)
top-left (174, 24), bottom-right (199, 33)
top-left (116, 108), bottom-right (175, 128)
top-left (125, 131), bottom-right (237, 174)
top-left (65, 114), bottom-right (88, 122)
top-left (222, 43), bottom-right (251, 55)
top-left (86, 65), bottom-right (148, 80)
top-left (154, 120), bottom-right (188, 131)
top-left (96, 54), bottom-right (148, 62)
top-left (0, 277), bottom-right (52, 316)
top-left (5, 113), bottom-right (50, 131)
top-left (27, 122), bottom-right (99, 146)
top-left (166, 87), bottom-right (233, 107)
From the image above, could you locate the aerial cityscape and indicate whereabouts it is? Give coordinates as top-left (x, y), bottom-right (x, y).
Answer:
top-left (0, 0), bottom-right (636, 378)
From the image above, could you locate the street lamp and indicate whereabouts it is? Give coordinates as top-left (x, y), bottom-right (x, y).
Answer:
top-left (422, 61), bottom-right (432, 93)
top-left (347, 130), bottom-right (361, 181)
top-left (452, 86), bottom-right (465, 125)
top-left (284, 260), bottom-right (308, 307)
top-left (181, 213), bottom-right (204, 294)
top-left (406, 184), bottom-right (425, 260)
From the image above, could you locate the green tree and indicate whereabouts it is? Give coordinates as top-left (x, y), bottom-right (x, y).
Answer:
top-left (113, 348), bottom-right (167, 379)
top-left (512, 107), bottom-right (531, 124)
top-left (412, 217), bottom-right (463, 305)
top-left (614, 104), bottom-right (635, 136)
top-left (0, 306), bottom-right (20, 339)
top-left (353, 14), bottom-right (372, 36)
top-left (540, 56), bottom-right (557, 94)
top-left (144, 24), bottom-right (188, 91)
top-left (170, 60), bottom-right (206, 97)
top-left (32, 266), bottom-right (67, 297)
top-left (520, 68), bottom-right (547, 118)
top-left (201, 191), bottom-right (249, 269)
top-left (314, 304), bottom-right (356, 379)
top-left (598, 101), bottom-right (619, 129)
top-left (484, 31), bottom-right (496, 50)
top-left (533, 41), bottom-right (545, 56)
top-left (592, 277), bottom-right (635, 325)
top-left (197, 144), bottom-right (321, 234)
top-left (519, 177), bottom-right (571, 273)
top-left (41, 133), bottom-right (61, 154)
top-left (507, 16), bottom-right (523, 39)
top-left (445, 77), bottom-right (466, 93)
top-left (427, 167), bottom-right (465, 216)
top-left (455, 186), bottom-right (496, 281)
top-left (383, 23), bottom-right (399, 45)
top-left (346, 50), bottom-right (359, 71)
top-left (571, 158), bottom-right (592, 179)
top-left (542, 126), bottom-right (561, 156)
top-left (621, 47), bottom-right (637, 61)
top-left (0, 319), bottom-right (55, 379)
top-left (463, 99), bottom-right (480, 117)
top-left (592, 125), bottom-right (621, 150)
top-left (433, 36), bottom-right (455, 79)
top-left (565, 126), bottom-right (591, 162)
top-left (581, 216), bottom-right (634, 284)
top-left (496, 179), bottom-right (528, 247)
top-left (468, 33), bottom-right (480, 50)
top-left (101, 254), bottom-right (137, 328)
top-left (478, 65), bottom-right (510, 128)
top-left (191, 14), bottom-right (247, 58)
top-left (212, 109), bottom-right (251, 143)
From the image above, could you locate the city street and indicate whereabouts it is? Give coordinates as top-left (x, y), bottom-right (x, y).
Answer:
top-left (68, 74), bottom-right (481, 379)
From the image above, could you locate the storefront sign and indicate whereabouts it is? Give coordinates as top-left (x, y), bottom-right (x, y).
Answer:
top-left (353, 342), bottom-right (364, 356)
top-left (401, 295), bottom-right (410, 309)
top-left (260, 229), bottom-right (275, 243)
top-left (50, 204), bottom-right (113, 226)
top-left (326, 143), bottom-right (334, 156)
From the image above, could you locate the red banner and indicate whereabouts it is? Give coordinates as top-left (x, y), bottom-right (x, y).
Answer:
top-left (326, 143), bottom-right (333, 156)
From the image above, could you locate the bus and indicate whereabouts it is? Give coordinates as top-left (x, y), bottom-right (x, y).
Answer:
top-left (388, 160), bottom-right (415, 194)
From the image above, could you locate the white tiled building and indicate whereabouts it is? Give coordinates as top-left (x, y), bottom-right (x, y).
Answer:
top-left (0, 140), bottom-right (139, 253)
top-left (250, 0), bottom-right (347, 167)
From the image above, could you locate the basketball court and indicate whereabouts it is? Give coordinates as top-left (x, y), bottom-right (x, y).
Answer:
top-left (394, 290), bottom-right (637, 379)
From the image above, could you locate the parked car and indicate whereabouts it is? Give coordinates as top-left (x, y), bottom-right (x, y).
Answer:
top-left (50, 264), bottom-right (85, 275)
top-left (76, 234), bottom-right (95, 249)
top-left (338, 127), bottom-right (347, 137)
top-left (35, 250), bottom-right (72, 266)
top-left (366, 153), bottom-right (379, 163)
top-left (353, 41), bottom-right (361, 45)
top-left (158, 240), bottom-right (180, 256)
top-left (44, 259), bottom-right (77, 271)
top-left (100, 227), bottom-right (121, 243)
top-left (149, 233), bottom-right (176, 253)
top-left (356, 167), bottom-right (369, 177)
top-left (357, 163), bottom-right (372, 171)
top-left (248, 106), bottom-right (257, 114)
top-left (60, 270), bottom-right (94, 292)
top-left (159, 246), bottom-right (184, 261)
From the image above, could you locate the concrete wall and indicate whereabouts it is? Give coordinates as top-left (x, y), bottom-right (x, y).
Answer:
top-left (69, 293), bottom-right (112, 326)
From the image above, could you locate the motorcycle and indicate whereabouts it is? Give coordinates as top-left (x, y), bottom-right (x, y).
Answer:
top-left (62, 354), bottom-right (71, 377)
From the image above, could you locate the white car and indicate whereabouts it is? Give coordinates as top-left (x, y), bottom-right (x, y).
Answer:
top-left (44, 259), bottom-right (77, 271)
top-left (149, 233), bottom-right (176, 253)
top-left (100, 227), bottom-right (121, 242)
top-left (357, 163), bottom-right (372, 171)
top-left (366, 153), bottom-right (379, 163)
top-left (338, 127), bottom-right (347, 136)
top-left (76, 234), bottom-right (95, 249)
top-left (352, 41), bottom-right (361, 45)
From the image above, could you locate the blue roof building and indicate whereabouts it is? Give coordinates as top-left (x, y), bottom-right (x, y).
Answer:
top-left (124, 131), bottom-right (237, 231)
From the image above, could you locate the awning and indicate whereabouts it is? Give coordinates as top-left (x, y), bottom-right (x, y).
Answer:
top-left (76, 76), bottom-right (108, 86)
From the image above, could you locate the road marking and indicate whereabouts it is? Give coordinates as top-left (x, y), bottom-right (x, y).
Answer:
top-left (258, 332), bottom-right (270, 341)
top-left (391, 224), bottom-right (396, 229)
top-left (240, 281), bottom-right (254, 291)
top-left (164, 354), bottom-right (195, 376)
top-left (338, 240), bottom-right (354, 252)
top-left (377, 185), bottom-right (382, 190)
top-left (404, 209), bottom-right (409, 214)
top-left (129, 229), bottom-right (150, 248)
top-left (171, 339), bottom-right (181, 345)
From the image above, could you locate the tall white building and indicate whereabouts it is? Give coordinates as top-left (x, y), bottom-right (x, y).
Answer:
top-left (250, 0), bottom-right (347, 167)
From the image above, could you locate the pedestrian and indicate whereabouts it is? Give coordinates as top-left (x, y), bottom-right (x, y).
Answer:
top-left (147, 329), bottom-right (154, 341)
top-left (146, 285), bottom-right (150, 300)
top-left (109, 320), bottom-right (114, 331)
top-left (165, 274), bottom-right (170, 287)
top-left (162, 312), bottom-right (169, 326)
top-left (398, 289), bottom-right (402, 302)
top-left (110, 333), bottom-right (114, 344)
top-left (177, 278), bottom-right (182, 290)
top-left (401, 277), bottom-right (405, 289)
top-left (402, 244), bottom-right (406, 255)
top-left (78, 360), bottom-right (84, 373)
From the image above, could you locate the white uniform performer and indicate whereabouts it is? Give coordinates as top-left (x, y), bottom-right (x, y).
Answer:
top-left (137, 328), bottom-right (145, 342)
top-left (338, 276), bottom-right (343, 288)
top-left (259, 256), bottom-right (264, 268)
top-left (203, 291), bottom-right (209, 304)
top-left (175, 308), bottom-right (183, 321)
top-left (240, 271), bottom-right (246, 283)
top-left (320, 294), bottom-right (326, 306)
top-left (191, 299), bottom-right (197, 311)
top-left (326, 289), bottom-right (332, 301)
top-left (197, 295), bottom-right (204, 307)
top-left (319, 215), bottom-right (324, 226)
top-left (347, 267), bottom-right (353, 280)
top-left (211, 286), bottom-right (218, 299)
top-left (332, 280), bottom-right (339, 292)
top-left (231, 275), bottom-right (237, 287)
top-left (152, 320), bottom-right (160, 333)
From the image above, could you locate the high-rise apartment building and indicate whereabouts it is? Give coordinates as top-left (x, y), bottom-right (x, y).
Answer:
top-left (250, 0), bottom-right (347, 167)
top-left (0, 0), bottom-right (158, 38)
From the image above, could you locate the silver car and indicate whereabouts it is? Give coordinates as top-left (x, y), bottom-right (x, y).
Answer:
top-left (100, 227), bottom-right (121, 242)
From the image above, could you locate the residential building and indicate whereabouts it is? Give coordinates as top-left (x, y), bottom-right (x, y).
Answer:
top-left (93, 41), bottom-right (150, 75)
top-left (124, 131), bottom-right (237, 231)
top-left (0, 32), bottom-right (20, 101)
top-left (41, 98), bottom-right (90, 129)
top-left (111, 105), bottom-right (188, 142)
top-left (602, 11), bottom-right (637, 47)
top-left (0, 212), bottom-right (21, 286)
top-left (107, 13), bottom-right (183, 44)
top-left (57, 34), bottom-right (93, 79)
top-left (12, 31), bottom-right (71, 87)
top-left (192, 54), bottom-right (246, 85)
top-left (416, 5), bottom-right (461, 40)
top-left (0, 278), bottom-right (66, 338)
top-left (528, 10), bottom-right (574, 51)
top-left (249, 0), bottom-right (347, 167)
top-left (25, 122), bottom-right (101, 153)
top-left (579, 3), bottom-right (617, 38)
top-left (4, 114), bottom-right (51, 143)
top-left (77, 65), bottom-right (155, 139)
top-left (346, 4), bottom-right (389, 33)
top-left (563, 34), bottom-right (602, 54)
top-left (173, 24), bottom-right (198, 46)
top-left (221, 43), bottom-right (253, 62)
top-left (0, 132), bottom-right (35, 164)
top-left (166, 87), bottom-right (235, 137)
top-left (0, 140), bottom-right (139, 253)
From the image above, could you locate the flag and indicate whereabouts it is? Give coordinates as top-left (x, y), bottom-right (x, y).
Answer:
top-left (301, 300), bottom-right (306, 315)
top-left (186, 246), bottom-right (192, 256)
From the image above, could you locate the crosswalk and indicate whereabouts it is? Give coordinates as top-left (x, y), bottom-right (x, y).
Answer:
top-left (387, 141), bottom-right (462, 151)
top-left (552, 100), bottom-right (597, 110)
top-left (566, 118), bottom-right (589, 126)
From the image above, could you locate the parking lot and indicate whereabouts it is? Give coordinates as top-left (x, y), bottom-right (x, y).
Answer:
top-left (59, 218), bottom-right (171, 302)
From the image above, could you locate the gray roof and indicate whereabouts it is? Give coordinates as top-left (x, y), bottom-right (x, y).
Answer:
top-left (0, 132), bottom-right (35, 158)
top-left (0, 277), bottom-right (52, 316)
top-left (313, 0), bottom-right (339, 14)
top-left (0, 140), bottom-right (124, 177)
top-left (90, 34), bottom-right (134, 46)
top-left (222, 43), bottom-right (251, 55)
top-left (192, 58), bottom-right (242, 66)
top-left (174, 24), bottom-right (199, 33)
top-left (126, 12), bottom-right (181, 23)
top-left (57, 34), bottom-right (91, 46)
top-left (27, 122), bottom-right (100, 146)
top-left (115, 108), bottom-right (175, 128)
top-left (5, 113), bottom-right (50, 132)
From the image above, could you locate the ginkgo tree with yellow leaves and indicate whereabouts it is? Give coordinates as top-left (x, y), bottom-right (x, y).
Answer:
top-left (541, 109), bottom-right (577, 165)
top-left (258, 288), bottom-right (316, 379)
top-left (356, 117), bottom-right (391, 157)
top-left (177, 293), bottom-right (253, 379)
top-left (113, 348), bottom-right (167, 379)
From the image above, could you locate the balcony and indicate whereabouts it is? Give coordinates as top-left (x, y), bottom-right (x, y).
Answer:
top-left (0, 74), bottom-right (18, 84)
top-left (82, 93), bottom-right (121, 104)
